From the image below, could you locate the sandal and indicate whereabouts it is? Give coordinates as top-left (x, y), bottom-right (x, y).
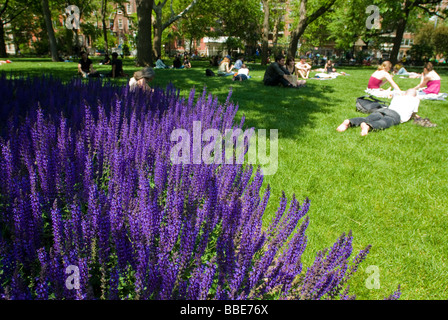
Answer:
top-left (414, 118), bottom-right (437, 127)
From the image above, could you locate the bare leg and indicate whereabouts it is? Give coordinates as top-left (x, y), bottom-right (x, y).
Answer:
top-left (337, 119), bottom-right (350, 132)
top-left (360, 122), bottom-right (370, 136)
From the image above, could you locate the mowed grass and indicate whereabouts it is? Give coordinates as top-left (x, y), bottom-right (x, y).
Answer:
top-left (2, 57), bottom-right (448, 300)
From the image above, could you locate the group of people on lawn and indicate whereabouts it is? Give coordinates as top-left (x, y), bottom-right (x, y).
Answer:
top-left (77, 50), bottom-right (442, 135)
top-left (337, 60), bottom-right (441, 136)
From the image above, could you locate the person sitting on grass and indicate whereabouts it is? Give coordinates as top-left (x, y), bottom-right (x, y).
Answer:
top-left (233, 56), bottom-right (244, 70)
top-left (155, 56), bottom-right (169, 69)
top-left (78, 51), bottom-right (100, 78)
top-left (414, 62), bottom-right (442, 96)
top-left (263, 54), bottom-right (302, 89)
top-left (183, 56), bottom-right (192, 69)
top-left (325, 59), bottom-right (336, 73)
top-left (129, 67), bottom-right (155, 92)
top-left (218, 56), bottom-right (234, 76)
top-left (110, 52), bottom-right (127, 78)
top-left (336, 88), bottom-right (435, 136)
top-left (285, 56), bottom-right (307, 87)
top-left (367, 61), bottom-right (401, 91)
top-left (100, 54), bottom-right (111, 65)
top-left (172, 55), bottom-right (183, 69)
top-left (295, 56), bottom-right (312, 79)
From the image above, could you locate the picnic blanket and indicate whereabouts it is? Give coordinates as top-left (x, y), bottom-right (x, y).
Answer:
top-left (310, 72), bottom-right (350, 80)
top-left (364, 88), bottom-right (396, 99)
top-left (366, 88), bottom-right (448, 101)
top-left (417, 91), bottom-right (448, 101)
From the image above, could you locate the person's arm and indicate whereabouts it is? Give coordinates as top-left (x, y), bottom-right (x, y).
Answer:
top-left (384, 72), bottom-right (401, 90)
top-left (78, 63), bottom-right (82, 73)
top-left (414, 75), bottom-right (429, 90)
top-left (88, 61), bottom-right (95, 74)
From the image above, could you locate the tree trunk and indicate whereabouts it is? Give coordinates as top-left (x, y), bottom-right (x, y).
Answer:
top-left (152, 0), bottom-right (198, 59)
top-left (390, 3), bottom-right (412, 65)
top-left (287, 0), bottom-right (336, 58)
top-left (152, 5), bottom-right (163, 59)
top-left (41, 0), bottom-right (59, 61)
top-left (136, 0), bottom-right (154, 67)
top-left (287, 0), bottom-right (307, 58)
top-left (0, 20), bottom-right (7, 58)
top-left (101, 0), bottom-right (109, 54)
top-left (261, 0), bottom-right (270, 65)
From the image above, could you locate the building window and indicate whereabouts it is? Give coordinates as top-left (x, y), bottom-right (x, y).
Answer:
top-left (127, 4), bottom-right (132, 14)
top-left (117, 9), bottom-right (123, 15)
top-left (118, 19), bottom-right (123, 29)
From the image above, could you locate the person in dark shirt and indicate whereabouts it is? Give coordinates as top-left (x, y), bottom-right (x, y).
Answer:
top-left (173, 55), bottom-right (182, 69)
top-left (263, 54), bottom-right (298, 88)
top-left (100, 54), bottom-right (111, 65)
top-left (78, 51), bottom-right (100, 78)
top-left (110, 52), bottom-right (127, 78)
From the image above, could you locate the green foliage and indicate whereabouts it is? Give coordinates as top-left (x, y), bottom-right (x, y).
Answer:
top-left (94, 33), bottom-right (118, 52)
top-left (432, 25), bottom-right (448, 57)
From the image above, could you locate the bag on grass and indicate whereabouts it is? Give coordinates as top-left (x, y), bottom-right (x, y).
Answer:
top-left (355, 95), bottom-right (390, 114)
top-left (205, 69), bottom-right (215, 77)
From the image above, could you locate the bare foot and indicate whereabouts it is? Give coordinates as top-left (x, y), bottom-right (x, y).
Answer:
top-left (360, 122), bottom-right (370, 136)
top-left (336, 119), bottom-right (350, 132)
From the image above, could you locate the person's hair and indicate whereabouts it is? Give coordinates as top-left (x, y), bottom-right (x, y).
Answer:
top-left (405, 88), bottom-right (417, 97)
top-left (286, 56), bottom-right (295, 65)
top-left (220, 57), bottom-right (230, 64)
top-left (133, 67), bottom-right (155, 81)
top-left (112, 52), bottom-right (118, 58)
top-left (275, 54), bottom-right (285, 62)
top-left (423, 62), bottom-right (434, 72)
top-left (241, 63), bottom-right (247, 69)
top-left (393, 63), bottom-right (403, 72)
top-left (377, 61), bottom-right (392, 71)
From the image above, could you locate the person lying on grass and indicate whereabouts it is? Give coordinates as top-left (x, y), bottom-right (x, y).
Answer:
top-left (336, 88), bottom-right (435, 136)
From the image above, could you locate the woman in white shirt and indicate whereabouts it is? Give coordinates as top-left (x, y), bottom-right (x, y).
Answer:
top-left (218, 56), bottom-right (234, 76)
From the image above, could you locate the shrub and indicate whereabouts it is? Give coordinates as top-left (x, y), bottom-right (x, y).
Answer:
top-left (0, 75), bottom-right (401, 300)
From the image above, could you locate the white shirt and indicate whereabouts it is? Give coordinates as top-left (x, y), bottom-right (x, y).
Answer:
top-left (388, 95), bottom-right (420, 123)
top-left (238, 68), bottom-right (249, 76)
top-left (129, 77), bottom-right (138, 91)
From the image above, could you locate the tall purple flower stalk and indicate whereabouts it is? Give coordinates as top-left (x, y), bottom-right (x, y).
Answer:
top-left (0, 75), bottom-right (400, 300)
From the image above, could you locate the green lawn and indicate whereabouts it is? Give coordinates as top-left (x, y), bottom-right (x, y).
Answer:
top-left (2, 57), bottom-right (448, 300)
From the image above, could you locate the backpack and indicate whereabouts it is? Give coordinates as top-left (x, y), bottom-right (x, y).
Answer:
top-left (205, 69), bottom-right (215, 77)
top-left (355, 95), bottom-right (390, 114)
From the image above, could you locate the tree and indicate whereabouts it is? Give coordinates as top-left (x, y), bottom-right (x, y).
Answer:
top-left (432, 24), bottom-right (448, 58)
top-left (0, 0), bottom-right (31, 57)
top-left (136, 0), bottom-right (154, 66)
top-left (381, 0), bottom-right (447, 64)
top-left (152, 0), bottom-right (198, 58)
top-left (40, 0), bottom-right (59, 61)
top-left (261, 0), bottom-right (270, 65)
top-left (287, 0), bottom-right (338, 58)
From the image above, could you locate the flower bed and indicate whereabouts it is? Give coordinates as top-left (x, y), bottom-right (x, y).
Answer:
top-left (0, 75), bottom-right (400, 300)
